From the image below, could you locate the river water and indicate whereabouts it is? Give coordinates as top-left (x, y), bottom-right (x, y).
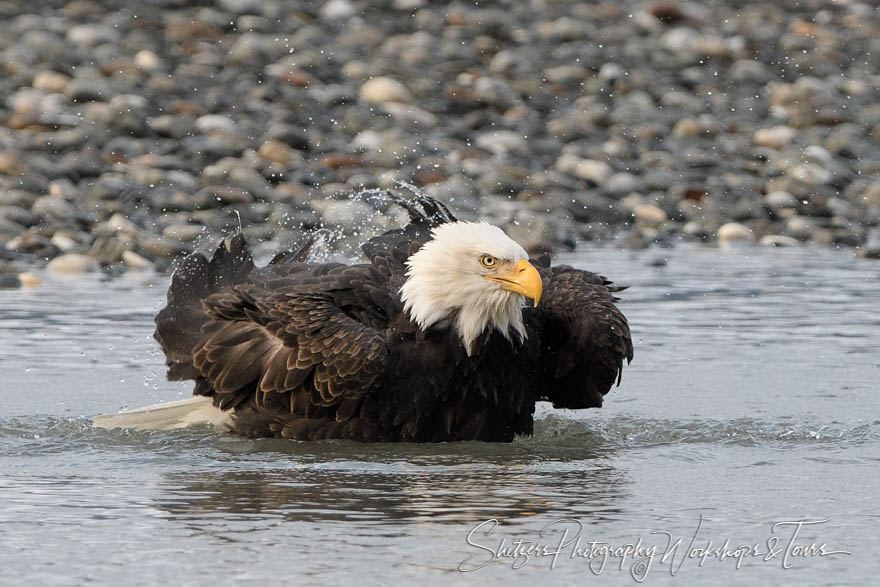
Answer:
top-left (1, 244), bottom-right (877, 586)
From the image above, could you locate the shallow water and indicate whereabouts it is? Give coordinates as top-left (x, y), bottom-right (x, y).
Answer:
top-left (1, 244), bottom-right (878, 586)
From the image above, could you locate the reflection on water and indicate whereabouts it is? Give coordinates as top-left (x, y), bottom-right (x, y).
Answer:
top-left (1, 244), bottom-right (879, 585)
top-left (157, 463), bottom-right (626, 526)
top-left (155, 419), bottom-right (628, 527)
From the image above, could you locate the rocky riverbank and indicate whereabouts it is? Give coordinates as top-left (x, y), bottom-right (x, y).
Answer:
top-left (2, 0), bottom-right (880, 285)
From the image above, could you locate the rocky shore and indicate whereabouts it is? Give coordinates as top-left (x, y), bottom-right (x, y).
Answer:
top-left (2, 0), bottom-right (880, 285)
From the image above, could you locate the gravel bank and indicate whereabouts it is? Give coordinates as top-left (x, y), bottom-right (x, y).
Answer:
top-left (2, 0), bottom-right (880, 282)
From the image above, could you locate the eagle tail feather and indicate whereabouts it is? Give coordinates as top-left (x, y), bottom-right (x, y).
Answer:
top-left (92, 396), bottom-right (233, 431)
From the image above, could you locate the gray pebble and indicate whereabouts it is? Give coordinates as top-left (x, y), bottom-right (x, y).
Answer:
top-left (217, 0), bottom-right (264, 16)
top-left (31, 196), bottom-right (78, 221)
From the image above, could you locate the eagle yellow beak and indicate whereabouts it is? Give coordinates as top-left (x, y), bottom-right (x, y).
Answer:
top-left (485, 259), bottom-right (543, 307)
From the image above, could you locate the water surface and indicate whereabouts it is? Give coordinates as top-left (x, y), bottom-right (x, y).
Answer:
top-left (1, 244), bottom-right (877, 585)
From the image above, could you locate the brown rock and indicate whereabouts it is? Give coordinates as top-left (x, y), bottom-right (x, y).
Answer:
top-left (32, 71), bottom-right (71, 93)
top-left (17, 272), bottom-right (41, 288)
top-left (321, 154), bottom-right (364, 169)
top-left (281, 71), bottom-right (312, 87)
top-left (649, 2), bottom-right (686, 24)
top-left (258, 140), bottom-right (300, 165)
top-left (0, 153), bottom-right (24, 176)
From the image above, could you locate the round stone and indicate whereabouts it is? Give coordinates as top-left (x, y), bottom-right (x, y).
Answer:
top-left (717, 223), bottom-right (755, 246)
top-left (47, 254), bottom-right (99, 275)
top-left (754, 126), bottom-right (796, 149)
top-left (359, 77), bottom-right (413, 104)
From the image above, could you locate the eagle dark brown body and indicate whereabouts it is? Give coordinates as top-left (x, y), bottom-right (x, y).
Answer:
top-left (153, 196), bottom-right (633, 442)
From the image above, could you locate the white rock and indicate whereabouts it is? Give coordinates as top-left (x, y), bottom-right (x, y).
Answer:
top-left (322, 0), bottom-right (356, 19)
top-left (634, 204), bottom-right (668, 226)
top-left (633, 10), bottom-right (664, 33)
top-left (122, 251), bottom-right (153, 270)
top-left (359, 77), bottom-right (413, 104)
top-left (110, 94), bottom-right (148, 111)
top-left (488, 50), bottom-right (518, 75)
top-left (32, 71), bottom-right (71, 93)
top-left (753, 126), bottom-right (796, 149)
top-left (803, 145), bottom-right (833, 166)
top-left (760, 235), bottom-right (800, 247)
top-left (605, 172), bottom-right (641, 194)
top-left (49, 233), bottom-right (78, 252)
top-left (717, 222), bottom-right (755, 246)
top-left (673, 118), bottom-right (702, 137)
top-left (66, 24), bottom-right (120, 48)
top-left (95, 213), bottom-right (140, 236)
top-left (351, 130), bottom-right (383, 151)
top-left (554, 153), bottom-right (580, 175)
top-left (380, 102), bottom-right (437, 127)
top-left (601, 138), bottom-right (628, 158)
top-left (475, 131), bottom-right (528, 157)
top-left (9, 88), bottom-right (46, 115)
top-left (196, 115), bottom-right (239, 134)
top-left (786, 216), bottom-right (814, 239)
top-left (341, 60), bottom-right (371, 80)
top-left (827, 197), bottom-right (853, 218)
top-left (788, 163), bottom-right (832, 185)
top-left (598, 62), bottom-right (625, 81)
top-left (31, 196), bottom-right (77, 220)
top-left (659, 27), bottom-right (700, 52)
top-left (682, 221), bottom-right (711, 237)
top-left (574, 159), bottom-right (612, 184)
top-left (134, 50), bottom-right (163, 72)
top-left (556, 154), bottom-right (612, 184)
top-left (764, 190), bottom-right (798, 208)
top-left (47, 254), bottom-right (99, 275)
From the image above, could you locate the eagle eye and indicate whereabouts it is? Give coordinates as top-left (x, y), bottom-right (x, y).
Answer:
top-left (479, 255), bottom-right (497, 269)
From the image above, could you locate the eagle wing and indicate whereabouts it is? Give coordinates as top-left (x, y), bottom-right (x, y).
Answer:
top-left (155, 235), bottom-right (395, 438)
top-left (529, 265), bottom-right (634, 409)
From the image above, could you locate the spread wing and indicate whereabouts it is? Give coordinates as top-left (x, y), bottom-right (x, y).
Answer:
top-left (528, 265), bottom-right (634, 409)
top-left (155, 234), bottom-right (396, 439)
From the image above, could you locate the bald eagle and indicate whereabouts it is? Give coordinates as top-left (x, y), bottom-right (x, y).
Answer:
top-left (95, 194), bottom-right (632, 442)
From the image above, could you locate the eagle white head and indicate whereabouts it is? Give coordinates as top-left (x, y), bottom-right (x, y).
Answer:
top-left (400, 222), bottom-right (543, 355)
